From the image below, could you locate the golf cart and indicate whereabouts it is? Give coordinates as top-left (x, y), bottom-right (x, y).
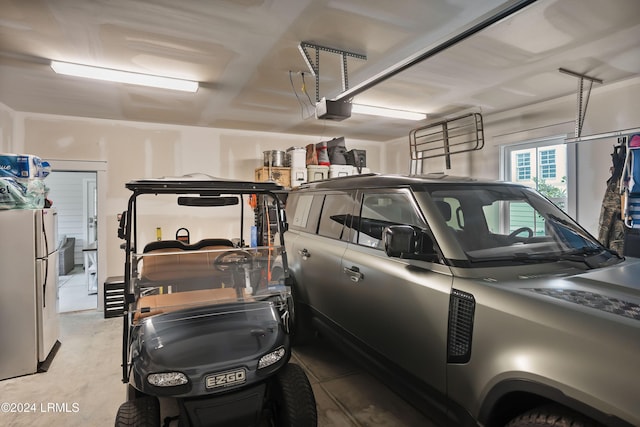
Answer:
top-left (115, 175), bottom-right (316, 427)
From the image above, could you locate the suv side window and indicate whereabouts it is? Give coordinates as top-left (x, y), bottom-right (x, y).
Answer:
top-left (356, 192), bottom-right (425, 249)
top-left (287, 193), bottom-right (323, 233)
top-left (289, 194), bottom-right (314, 229)
top-left (317, 193), bottom-right (356, 241)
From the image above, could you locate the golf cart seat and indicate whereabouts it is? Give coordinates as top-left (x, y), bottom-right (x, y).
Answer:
top-left (142, 238), bottom-right (235, 253)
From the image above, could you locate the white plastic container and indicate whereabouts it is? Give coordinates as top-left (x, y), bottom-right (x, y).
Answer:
top-left (329, 165), bottom-right (354, 178)
top-left (286, 147), bottom-right (306, 169)
top-left (352, 167), bottom-right (371, 175)
top-left (291, 168), bottom-right (308, 188)
top-left (307, 165), bottom-right (329, 182)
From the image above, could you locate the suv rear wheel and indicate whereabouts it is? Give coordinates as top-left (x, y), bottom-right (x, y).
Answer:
top-left (506, 405), bottom-right (599, 427)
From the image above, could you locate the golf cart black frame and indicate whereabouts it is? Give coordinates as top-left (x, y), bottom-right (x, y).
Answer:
top-left (118, 176), bottom-right (290, 385)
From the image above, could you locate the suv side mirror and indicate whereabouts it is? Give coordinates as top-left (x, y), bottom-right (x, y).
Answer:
top-left (383, 225), bottom-right (437, 261)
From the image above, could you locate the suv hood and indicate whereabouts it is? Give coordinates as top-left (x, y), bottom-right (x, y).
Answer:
top-left (519, 257), bottom-right (640, 321)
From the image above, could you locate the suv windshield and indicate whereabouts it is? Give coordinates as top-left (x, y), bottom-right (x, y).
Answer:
top-left (416, 184), bottom-right (621, 267)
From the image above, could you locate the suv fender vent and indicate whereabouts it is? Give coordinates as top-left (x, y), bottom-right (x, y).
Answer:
top-left (447, 289), bottom-right (476, 363)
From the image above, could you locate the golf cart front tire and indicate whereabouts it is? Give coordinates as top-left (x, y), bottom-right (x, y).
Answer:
top-left (115, 396), bottom-right (160, 427)
top-left (271, 363), bottom-right (317, 427)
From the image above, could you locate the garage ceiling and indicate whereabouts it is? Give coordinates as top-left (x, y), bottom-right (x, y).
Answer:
top-left (1, 0), bottom-right (639, 141)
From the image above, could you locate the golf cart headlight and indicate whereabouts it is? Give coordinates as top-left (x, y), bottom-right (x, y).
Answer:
top-left (147, 372), bottom-right (188, 387)
top-left (258, 347), bottom-right (286, 369)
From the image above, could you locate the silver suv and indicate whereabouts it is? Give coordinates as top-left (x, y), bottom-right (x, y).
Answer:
top-left (284, 173), bottom-right (639, 427)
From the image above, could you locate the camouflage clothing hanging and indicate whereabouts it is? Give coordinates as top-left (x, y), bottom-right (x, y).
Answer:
top-left (598, 143), bottom-right (626, 255)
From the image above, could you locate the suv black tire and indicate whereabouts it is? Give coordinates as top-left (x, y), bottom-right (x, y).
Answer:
top-left (506, 405), bottom-right (599, 427)
top-left (270, 363), bottom-right (317, 427)
top-left (115, 396), bottom-right (160, 427)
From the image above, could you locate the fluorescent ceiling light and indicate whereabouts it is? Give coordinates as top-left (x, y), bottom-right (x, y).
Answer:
top-left (351, 104), bottom-right (426, 121)
top-left (50, 61), bottom-right (198, 93)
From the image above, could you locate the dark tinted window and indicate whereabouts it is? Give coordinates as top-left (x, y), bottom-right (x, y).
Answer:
top-left (317, 193), bottom-right (356, 241)
top-left (355, 192), bottom-right (425, 249)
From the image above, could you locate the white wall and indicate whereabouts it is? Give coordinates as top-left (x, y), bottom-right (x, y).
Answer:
top-left (1, 112), bottom-right (382, 284)
top-left (0, 102), bottom-right (14, 152)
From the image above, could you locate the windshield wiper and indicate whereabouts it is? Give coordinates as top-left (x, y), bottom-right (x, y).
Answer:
top-left (468, 246), bottom-right (612, 268)
top-left (515, 246), bottom-right (615, 268)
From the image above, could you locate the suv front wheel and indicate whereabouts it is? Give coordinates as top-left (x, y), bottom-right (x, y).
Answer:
top-left (506, 405), bottom-right (600, 427)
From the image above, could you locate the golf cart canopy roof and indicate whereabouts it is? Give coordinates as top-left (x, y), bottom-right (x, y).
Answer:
top-left (126, 174), bottom-right (284, 195)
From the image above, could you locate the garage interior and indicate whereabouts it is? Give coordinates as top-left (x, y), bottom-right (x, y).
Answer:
top-left (1, 0), bottom-right (639, 426)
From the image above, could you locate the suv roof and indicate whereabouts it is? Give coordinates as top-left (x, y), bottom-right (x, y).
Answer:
top-left (295, 173), bottom-right (496, 190)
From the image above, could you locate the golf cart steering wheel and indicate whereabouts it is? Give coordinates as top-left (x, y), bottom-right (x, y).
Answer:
top-left (213, 250), bottom-right (253, 272)
top-left (508, 226), bottom-right (534, 240)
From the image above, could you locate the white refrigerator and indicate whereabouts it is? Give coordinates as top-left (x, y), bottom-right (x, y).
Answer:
top-left (0, 208), bottom-right (61, 380)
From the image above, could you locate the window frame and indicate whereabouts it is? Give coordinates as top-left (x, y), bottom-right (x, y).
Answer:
top-left (500, 135), bottom-right (575, 218)
top-left (316, 191), bottom-right (358, 241)
top-left (353, 188), bottom-right (426, 250)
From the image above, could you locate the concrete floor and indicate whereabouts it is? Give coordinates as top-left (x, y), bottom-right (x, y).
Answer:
top-left (0, 310), bottom-right (437, 426)
top-left (58, 267), bottom-right (97, 313)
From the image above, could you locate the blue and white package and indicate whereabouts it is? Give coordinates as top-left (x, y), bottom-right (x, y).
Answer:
top-left (40, 161), bottom-right (51, 178)
top-left (0, 154), bottom-right (44, 179)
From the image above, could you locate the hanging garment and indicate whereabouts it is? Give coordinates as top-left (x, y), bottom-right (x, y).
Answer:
top-left (598, 144), bottom-right (626, 254)
top-left (621, 134), bottom-right (640, 228)
top-left (598, 179), bottom-right (627, 254)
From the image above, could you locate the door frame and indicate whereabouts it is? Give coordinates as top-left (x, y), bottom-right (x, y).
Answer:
top-left (48, 160), bottom-right (107, 311)
top-left (83, 177), bottom-right (97, 244)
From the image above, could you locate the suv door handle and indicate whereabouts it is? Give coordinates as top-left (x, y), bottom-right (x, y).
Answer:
top-left (343, 266), bottom-right (363, 282)
top-left (298, 249), bottom-right (311, 260)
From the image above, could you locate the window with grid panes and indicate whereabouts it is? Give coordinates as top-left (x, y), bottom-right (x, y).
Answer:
top-left (516, 152), bottom-right (531, 180)
top-left (539, 149), bottom-right (556, 179)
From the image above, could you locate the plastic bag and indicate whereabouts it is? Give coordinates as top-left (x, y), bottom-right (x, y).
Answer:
top-left (315, 141), bottom-right (330, 166)
top-left (327, 137), bottom-right (347, 165)
top-left (0, 177), bottom-right (46, 209)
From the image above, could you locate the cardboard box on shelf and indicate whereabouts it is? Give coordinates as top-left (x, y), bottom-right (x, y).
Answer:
top-left (255, 167), bottom-right (291, 188)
